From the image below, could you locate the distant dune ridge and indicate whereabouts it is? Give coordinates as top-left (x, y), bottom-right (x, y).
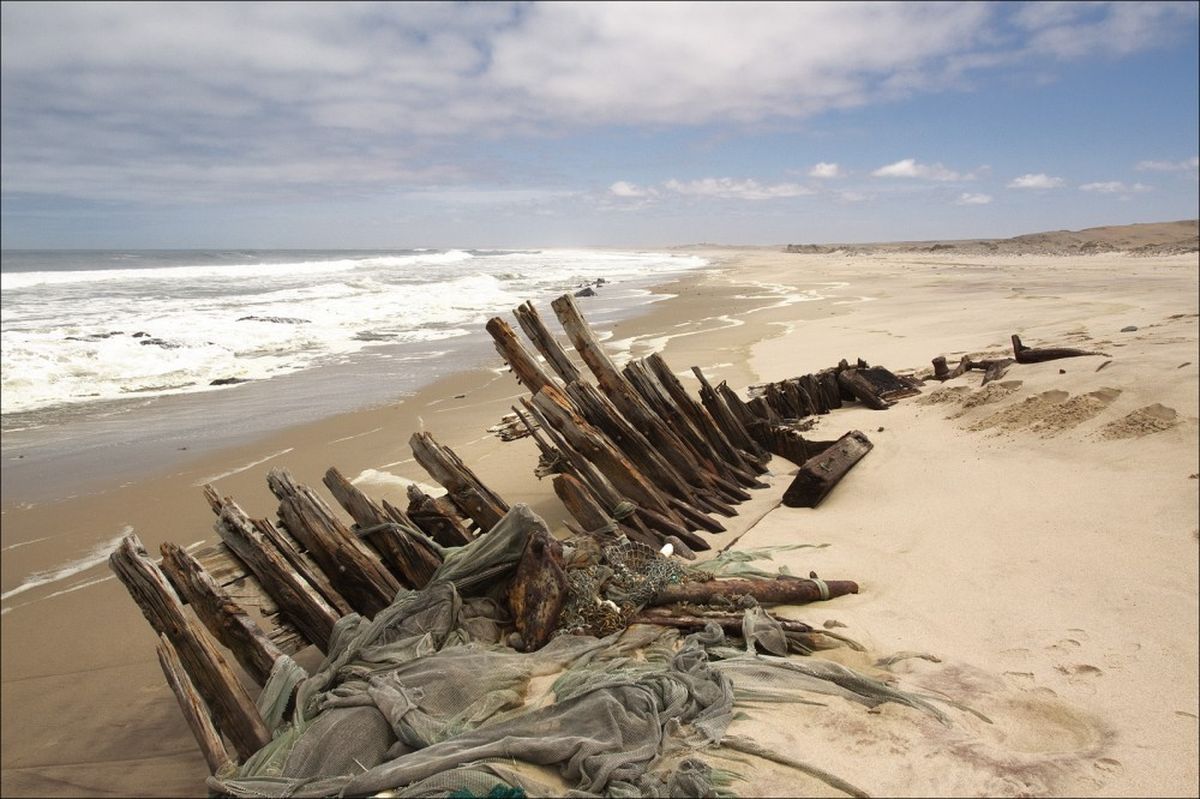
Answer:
top-left (786, 219), bottom-right (1200, 256)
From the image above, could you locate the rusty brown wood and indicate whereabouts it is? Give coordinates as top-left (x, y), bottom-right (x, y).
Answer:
top-left (782, 430), bottom-right (873, 509)
top-left (409, 432), bottom-right (510, 533)
top-left (154, 633), bottom-right (236, 775)
top-left (513, 300), bottom-right (582, 384)
top-left (401, 487), bottom-right (474, 548)
top-left (1012, 334), bottom-right (1107, 364)
top-left (486, 316), bottom-right (557, 393)
top-left (651, 576), bottom-right (859, 606)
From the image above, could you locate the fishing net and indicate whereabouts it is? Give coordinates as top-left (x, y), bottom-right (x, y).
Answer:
top-left (209, 505), bottom-right (967, 799)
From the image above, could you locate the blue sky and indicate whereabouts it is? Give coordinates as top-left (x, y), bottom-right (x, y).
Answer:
top-left (1, 1), bottom-right (1197, 248)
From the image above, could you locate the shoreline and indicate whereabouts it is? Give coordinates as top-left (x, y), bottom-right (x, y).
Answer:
top-left (2, 247), bottom-right (1197, 796)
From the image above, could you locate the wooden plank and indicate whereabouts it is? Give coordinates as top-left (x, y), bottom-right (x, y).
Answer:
top-left (782, 430), bottom-right (873, 509)
top-left (651, 576), bottom-right (859, 606)
top-left (160, 542), bottom-right (284, 687)
top-left (154, 633), bottom-right (235, 775)
top-left (109, 534), bottom-right (270, 760)
top-left (692, 366), bottom-right (768, 461)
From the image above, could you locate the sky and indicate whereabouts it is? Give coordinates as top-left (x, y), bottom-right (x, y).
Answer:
top-left (1, 1), bottom-right (1197, 249)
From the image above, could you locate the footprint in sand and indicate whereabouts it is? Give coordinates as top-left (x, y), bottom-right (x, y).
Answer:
top-left (1097, 403), bottom-right (1179, 439)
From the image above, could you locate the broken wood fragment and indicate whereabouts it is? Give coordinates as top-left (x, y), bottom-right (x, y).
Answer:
top-left (782, 430), bottom-right (873, 509)
top-left (403, 485), bottom-right (474, 548)
top-left (753, 423), bottom-right (839, 467)
top-left (837, 369), bottom-right (891, 410)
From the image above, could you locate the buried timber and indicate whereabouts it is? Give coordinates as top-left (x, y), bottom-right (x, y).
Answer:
top-left (107, 294), bottom-right (1109, 797)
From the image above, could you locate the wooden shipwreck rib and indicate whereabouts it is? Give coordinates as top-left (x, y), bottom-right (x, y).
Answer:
top-left (109, 289), bottom-right (927, 777)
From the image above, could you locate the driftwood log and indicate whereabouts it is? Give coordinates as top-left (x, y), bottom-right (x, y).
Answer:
top-left (651, 576), bottom-right (858, 606)
top-left (782, 430), bottom-right (873, 509)
top-left (1012, 334), bottom-right (1107, 364)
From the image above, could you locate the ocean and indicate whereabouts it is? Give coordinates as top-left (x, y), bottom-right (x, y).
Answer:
top-left (0, 248), bottom-right (707, 500)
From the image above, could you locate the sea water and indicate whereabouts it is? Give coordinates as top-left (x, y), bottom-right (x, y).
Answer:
top-left (0, 248), bottom-right (707, 500)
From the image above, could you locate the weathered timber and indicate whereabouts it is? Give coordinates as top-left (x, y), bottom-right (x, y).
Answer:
top-left (837, 369), bottom-right (890, 410)
top-left (249, 516), bottom-right (352, 619)
top-left (267, 468), bottom-right (399, 618)
top-left (692, 366), bottom-right (769, 462)
top-left (650, 576), bottom-right (859, 606)
top-left (324, 467), bottom-right (441, 589)
top-left (486, 316), bottom-right (557, 393)
top-left (154, 634), bottom-right (235, 775)
top-left (552, 473), bottom-right (619, 538)
top-left (666, 495), bottom-right (727, 533)
top-left (514, 300), bottom-right (581, 384)
top-left (782, 430), bottom-right (873, 509)
top-left (755, 424), bottom-right (839, 467)
top-left (204, 488), bottom-right (341, 651)
top-left (565, 380), bottom-right (703, 512)
top-left (633, 608), bottom-right (814, 634)
top-left (552, 294), bottom-right (722, 491)
top-left (979, 358), bottom-right (1015, 385)
top-left (855, 366), bottom-right (922, 401)
top-left (160, 542), bottom-right (284, 687)
top-left (532, 384), bottom-right (677, 520)
top-left (747, 396), bottom-right (781, 426)
top-left (645, 353), bottom-right (764, 483)
top-left (931, 355), bottom-right (972, 381)
top-left (635, 506), bottom-right (711, 552)
top-left (402, 486), bottom-right (474, 548)
top-left (506, 526), bottom-right (568, 652)
top-left (818, 370), bottom-right (843, 410)
top-left (109, 534), bottom-right (270, 760)
top-left (409, 432), bottom-right (510, 532)
top-left (1011, 334), bottom-right (1107, 364)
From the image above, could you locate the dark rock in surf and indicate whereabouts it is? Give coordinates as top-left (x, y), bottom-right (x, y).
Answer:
top-left (210, 377), bottom-right (251, 386)
top-left (574, 287), bottom-right (596, 298)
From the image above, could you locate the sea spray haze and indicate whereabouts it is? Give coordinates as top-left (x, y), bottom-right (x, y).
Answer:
top-left (0, 248), bottom-right (706, 427)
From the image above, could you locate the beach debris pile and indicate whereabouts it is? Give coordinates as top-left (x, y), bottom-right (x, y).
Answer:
top-left (925, 333), bottom-right (1111, 386)
top-left (108, 291), bottom-right (937, 797)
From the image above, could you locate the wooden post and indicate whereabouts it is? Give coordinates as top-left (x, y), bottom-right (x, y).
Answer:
top-left (486, 316), bottom-right (557, 393)
top-left (692, 366), bottom-right (768, 461)
top-left (645, 353), bottom-right (764, 482)
top-left (154, 634), bottom-right (236, 775)
top-left (551, 294), bottom-right (722, 491)
top-left (552, 473), bottom-right (619, 538)
top-left (409, 432), bottom-right (510, 532)
top-left (323, 467), bottom-right (442, 589)
top-left (532, 384), bottom-right (677, 520)
top-left (267, 468), bottom-right (399, 618)
top-left (513, 300), bottom-right (582, 384)
top-left (782, 430), bottom-right (873, 509)
top-left (109, 534), bottom-right (271, 760)
top-left (756, 424), bottom-right (839, 468)
top-left (160, 542), bottom-right (284, 687)
top-left (651, 576), bottom-right (859, 606)
top-left (205, 487), bottom-right (342, 651)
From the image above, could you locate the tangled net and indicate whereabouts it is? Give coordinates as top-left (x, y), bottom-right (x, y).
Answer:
top-left (556, 538), bottom-right (691, 638)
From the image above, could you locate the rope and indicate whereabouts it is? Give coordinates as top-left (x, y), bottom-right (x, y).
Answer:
top-left (612, 500), bottom-right (637, 520)
top-left (808, 577), bottom-right (831, 601)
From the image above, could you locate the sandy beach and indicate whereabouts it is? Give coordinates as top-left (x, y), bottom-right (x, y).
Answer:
top-left (2, 230), bottom-right (1198, 796)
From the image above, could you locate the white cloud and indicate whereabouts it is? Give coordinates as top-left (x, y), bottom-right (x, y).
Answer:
top-left (1017, 2), bottom-right (1199, 60)
top-left (1136, 156), bottom-right (1199, 172)
top-left (1007, 173), bottom-right (1065, 189)
top-left (871, 158), bottom-right (974, 181)
top-left (609, 181), bottom-right (651, 198)
top-left (808, 162), bottom-right (842, 179)
top-left (662, 178), bottom-right (815, 200)
top-left (1079, 181), bottom-right (1151, 194)
top-left (955, 192), bottom-right (993, 205)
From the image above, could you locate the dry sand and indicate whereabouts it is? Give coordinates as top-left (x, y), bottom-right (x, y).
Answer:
top-left (1, 230), bottom-right (1197, 796)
